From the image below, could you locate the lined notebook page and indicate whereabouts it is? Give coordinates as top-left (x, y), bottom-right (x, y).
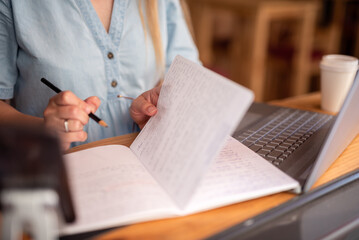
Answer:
top-left (130, 56), bottom-right (254, 207)
top-left (185, 137), bottom-right (300, 213)
top-left (61, 145), bottom-right (177, 235)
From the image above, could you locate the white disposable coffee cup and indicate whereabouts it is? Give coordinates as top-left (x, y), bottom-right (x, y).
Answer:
top-left (320, 54), bottom-right (358, 113)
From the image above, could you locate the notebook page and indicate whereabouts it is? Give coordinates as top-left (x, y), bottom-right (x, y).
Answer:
top-left (130, 56), bottom-right (254, 208)
top-left (60, 145), bottom-right (177, 235)
top-left (185, 137), bottom-right (300, 213)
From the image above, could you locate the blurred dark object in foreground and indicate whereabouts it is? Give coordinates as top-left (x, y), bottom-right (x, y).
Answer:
top-left (0, 125), bottom-right (75, 239)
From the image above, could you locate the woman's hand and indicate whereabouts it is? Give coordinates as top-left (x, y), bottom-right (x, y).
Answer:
top-left (130, 86), bottom-right (161, 129)
top-left (43, 91), bottom-right (100, 150)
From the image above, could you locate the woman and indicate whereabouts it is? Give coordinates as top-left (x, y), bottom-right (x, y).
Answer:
top-left (0, 0), bottom-right (199, 150)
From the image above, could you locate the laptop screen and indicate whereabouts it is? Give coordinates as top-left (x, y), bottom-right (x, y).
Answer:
top-left (304, 71), bottom-right (359, 192)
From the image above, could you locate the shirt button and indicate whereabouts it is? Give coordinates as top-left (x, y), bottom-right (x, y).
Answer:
top-left (107, 52), bottom-right (114, 59)
top-left (111, 80), bottom-right (118, 88)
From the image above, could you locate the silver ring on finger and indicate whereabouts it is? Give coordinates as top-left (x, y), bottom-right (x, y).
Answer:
top-left (64, 119), bottom-right (69, 133)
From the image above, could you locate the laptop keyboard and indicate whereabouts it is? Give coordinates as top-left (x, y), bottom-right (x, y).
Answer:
top-left (234, 108), bottom-right (333, 166)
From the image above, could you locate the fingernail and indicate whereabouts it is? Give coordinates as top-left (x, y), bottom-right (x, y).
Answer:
top-left (147, 106), bottom-right (156, 114)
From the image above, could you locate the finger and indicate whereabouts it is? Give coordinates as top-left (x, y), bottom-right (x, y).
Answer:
top-left (55, 105), bottom-right (90, 125)
top-left (61, 142), bottom-right (71, 151)
top-left (84, 96), bottom-right (101, 113)
top-left (143, 86), bottom-right (161, 107)
top-left (52, 91), bottom-right (93, 114)
top-left (44, 117), bottom-right (84, 133)
top-left (154, 85), bottom-right (161, 94)
top-left (60, 130), bottom-right (88, 144)
top-left (63, 119), bottom-right (83, 132)
top-left (131, 96), bottom-right (158, 117)
top-left (67, 119), bottom-right (84, 132)
top-left (149, 86), bottom-right (161, 107)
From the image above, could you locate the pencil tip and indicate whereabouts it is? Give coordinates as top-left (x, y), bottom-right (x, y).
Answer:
top-left (99, 120), bottom-right (109, 128)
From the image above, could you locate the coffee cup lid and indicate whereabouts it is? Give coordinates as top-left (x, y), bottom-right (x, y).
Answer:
top-left (320, 54), bottom-right (359, 72)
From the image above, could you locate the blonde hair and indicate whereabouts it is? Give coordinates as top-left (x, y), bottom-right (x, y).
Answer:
top-left (138, 0), bottom-right (164, 74)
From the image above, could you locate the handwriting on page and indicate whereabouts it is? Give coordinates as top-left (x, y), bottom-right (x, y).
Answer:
top-left (130, 56), bottom-right (253, 208)
top-left (186, 137), bottom-right (299, 212)
top-left (62, 145), bottom-right (176, 234)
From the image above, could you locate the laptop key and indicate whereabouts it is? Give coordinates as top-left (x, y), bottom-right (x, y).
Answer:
top-left (242, 140), bottom-right (254, 146)
top-left (267, 150), bottom-right (283, 159)
top-left (257, 141), bottom-right (267, 146)
top-left (273, 160), bottom-right (282, 166)
top-left (249, 145), bottom-right (262, 152)
top-left (266, 143), bottom-right (278, 148)
top-left (276, 146), bottom-right (288, 152)
top-left (257, 149), bottom-right (270, 156)
top-left (262, 146), bottom-right (273, 151)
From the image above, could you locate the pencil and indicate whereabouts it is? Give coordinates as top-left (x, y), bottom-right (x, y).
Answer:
top-left (117, 94), bottom-right (134, 100)
top-left (41, 78), bottom-right (108, 128)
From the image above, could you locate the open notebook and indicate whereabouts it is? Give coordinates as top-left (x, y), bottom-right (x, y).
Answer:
top-left (60, 56), bottom-right (300, 235)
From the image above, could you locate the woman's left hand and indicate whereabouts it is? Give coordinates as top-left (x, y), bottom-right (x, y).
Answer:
top-left (130, 86), bottom-right (161, 129)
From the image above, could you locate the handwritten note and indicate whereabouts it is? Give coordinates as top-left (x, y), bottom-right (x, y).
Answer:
top-left (185, 136), bottom-right (300, 213)
top-left (61, 145), bottom-right (177, 235)
top-left (130, 56), bottom-right (254, 207)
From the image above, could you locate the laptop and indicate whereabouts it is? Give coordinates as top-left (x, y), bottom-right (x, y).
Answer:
top-left (232, 71), bottom-right (359, 193)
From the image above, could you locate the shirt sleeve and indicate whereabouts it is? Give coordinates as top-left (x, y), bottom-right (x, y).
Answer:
top-left (0, 0), bottom-right (18, 99)
top-left (165, 0), bottom-right (201, 72)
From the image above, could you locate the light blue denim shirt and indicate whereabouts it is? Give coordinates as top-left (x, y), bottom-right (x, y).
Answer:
top-left (0, 0), bottom-right (199, 146)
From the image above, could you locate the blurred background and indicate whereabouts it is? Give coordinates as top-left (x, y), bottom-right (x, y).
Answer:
top-left (183, 0), bottom-right (359, 101)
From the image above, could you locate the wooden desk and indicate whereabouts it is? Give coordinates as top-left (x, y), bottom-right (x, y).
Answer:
top-left (69, 93), bottom-right (359, 240)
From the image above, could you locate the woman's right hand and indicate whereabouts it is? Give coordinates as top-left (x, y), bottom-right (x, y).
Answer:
top-left (43, 91), bottom-right (100, 151)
